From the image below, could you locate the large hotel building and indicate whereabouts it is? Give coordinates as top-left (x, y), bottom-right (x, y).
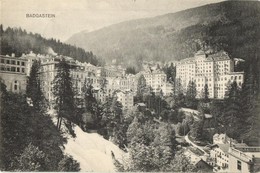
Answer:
top-left (176, 50), bottom-right (244, 99)
top-left (0, 54), bottom-right (27, 93)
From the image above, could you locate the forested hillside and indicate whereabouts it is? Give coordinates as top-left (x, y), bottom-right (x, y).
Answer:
top-left (67, 1), bottom-right (260, 67)
top-left (0, 25), bottom-right (100, 65)
top-left (0, 80), bottom-right (80, 171)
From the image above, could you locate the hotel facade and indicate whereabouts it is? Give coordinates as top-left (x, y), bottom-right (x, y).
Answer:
top-left (0, 55), bottom-right (27, 93)
top-left (176, 50), bottom-right (244, 99)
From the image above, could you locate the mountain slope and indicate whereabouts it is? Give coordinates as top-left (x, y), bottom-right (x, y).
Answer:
top-left (67, 1), bottom-right (260, 68)
top-left (0, 25), bottom-right (99, 65)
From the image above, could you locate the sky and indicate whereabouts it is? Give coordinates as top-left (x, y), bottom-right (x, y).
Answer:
top-left (1, 0), bottom-right (225, 41)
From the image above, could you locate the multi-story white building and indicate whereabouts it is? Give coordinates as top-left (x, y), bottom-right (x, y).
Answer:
top-left (96, 66), bottom-right (125, 78)
top-left (39, 55), bottom-right (97, 104)
top-left (210, 144), bottom-right (229, 170)
top-left (106, 74), bottom-right (137, 93)
top-left (40, 56), bottom-right (70, 102)
top-left (140, 69), bottom-right (167, 94)
top-left (176, 50), bottom-right (244, 99)
top-left (116, 90), bottom-right (134, 110)
top-left (228, 146), bottom-right (260, 173)
top-left (0, 54), bottom-right (27, 93)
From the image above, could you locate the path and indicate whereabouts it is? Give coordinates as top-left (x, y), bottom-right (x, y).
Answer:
top-left (184, 133), bottom-right (207, 155)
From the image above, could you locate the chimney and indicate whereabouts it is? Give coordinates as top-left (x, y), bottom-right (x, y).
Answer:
top-left (11, 53), bottom-right (15, 57)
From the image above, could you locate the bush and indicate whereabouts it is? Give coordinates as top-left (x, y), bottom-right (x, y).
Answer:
top-left (58, 155), bottom-right (80, 172)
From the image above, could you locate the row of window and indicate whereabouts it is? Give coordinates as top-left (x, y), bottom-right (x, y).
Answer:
top-left (0, 66), bottom-right (25, 73)
top-left (0, 59), bottom-right (25, 66)
top-left (42, 65), bottom-right (55, 71)
top-left (197, 83), bottom-right (212, 87)
top-left (197, 69), bottom-right (212, 73)
top-left (216, 60), bottom-right (230, 64)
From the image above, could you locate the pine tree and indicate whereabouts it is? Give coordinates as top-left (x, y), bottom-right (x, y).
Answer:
top-left (136, 74), bottom-right (146, 101)
top-left (99, 68), bottom-right (108, 91)
top-left (101, 95), bottom-right (123, 142)
top-left (185, 80), bottom-right (197, 109)
top-left (203, 83), bottom-right (210, 102)
top-left (240, 62), bottom-right (260, 145)
top-left (126, 117), bottom-right (141, 144)
top-left (174, 78), bottom-right (183, 96)
top-left (129, 143), bottom-right (156, 171)
top-left (52, 58), bottom-right (75, 131)
top-left (166, 150), bottom-right (196, 172)
top-left (58, 155), bottom-right (80, 172)
top-left (223, 81), bottom-right (242, 139)
top-left (26, 60), bottom-right (46, 112)
top-left (242, 94), bottom-right (260, 145)
top-left (190, 116), bottom-right (204, 140)
top-left (13, 143), bottom-right (47, 171)
top-left (162, 64), bottom-right (176, 83)
top-left (82, 78), bottom-right (96, 113)
top-left (153, 123), bottom-right (177, 171)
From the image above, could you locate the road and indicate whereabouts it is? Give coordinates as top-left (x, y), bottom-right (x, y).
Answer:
top-left (184, 133), bottom-right (207, 155)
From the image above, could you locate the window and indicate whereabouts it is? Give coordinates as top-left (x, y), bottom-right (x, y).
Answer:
top-left (21, 62), bottom-right (25, 66)
top-left (11, 67), bottom-right (16, 72)
top-left (11, 60), bottom-right (15, 65)
top-left (14, 81), bottom-right (18, 91)
top-left (237, 160), bottom-right (241, 170)
top-left (17, 61), bottom-right (20, 65)
top-left (7, 60), bottom-right (10, 64)
top-left (1, 59), bottom-right (4, 63)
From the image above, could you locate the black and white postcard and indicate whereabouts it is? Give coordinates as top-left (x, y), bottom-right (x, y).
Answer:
top-left (1, 0), bottom-right (260, 172)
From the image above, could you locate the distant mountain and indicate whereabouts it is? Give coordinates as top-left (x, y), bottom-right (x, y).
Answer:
top-left (67, 1), bottom-right (260, 68)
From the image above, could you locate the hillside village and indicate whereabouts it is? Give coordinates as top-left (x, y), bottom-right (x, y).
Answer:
top-left (1, 1), bottom-right (260, 172)
top-left (1, 48), bottom-right (259, 172)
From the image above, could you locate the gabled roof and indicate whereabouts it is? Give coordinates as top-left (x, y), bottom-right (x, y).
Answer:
top-left (194, 159), bottom-right (213, 169)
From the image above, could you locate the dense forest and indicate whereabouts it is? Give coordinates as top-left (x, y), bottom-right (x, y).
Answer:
top-left (0, 59), bottom-right (82, 171)
top-left (0, 81), bottom-right (80, 171)
top-left (0, 25), bottom-right (100, 66)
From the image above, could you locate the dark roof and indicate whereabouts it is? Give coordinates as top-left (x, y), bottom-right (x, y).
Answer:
top-left (195, 159), bottom-right (213, 169)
